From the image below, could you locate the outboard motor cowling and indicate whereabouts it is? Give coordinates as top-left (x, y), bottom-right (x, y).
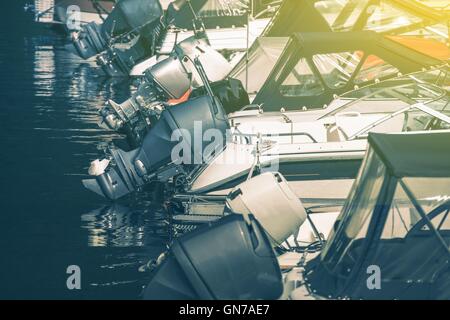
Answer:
top-left (149, 55), bottom-right (193, 99)
top-left (83, 95), bottom-right (229, 200)
top-left (143, 214), bottom-right (283, 300)
top-left (226, 172), bottom-right (308, 246)
top-left (72, 0), bottom-right (163, 59)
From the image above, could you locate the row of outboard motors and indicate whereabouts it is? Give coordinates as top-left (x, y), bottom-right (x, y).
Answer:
top-left (71, 0), bottom-right (249, 77)
top-left (144, 172), bottom-right (310, 300)
top-left (64, 0), bottom-right (450, 301)
top-left (73, 0), bottom-right (203, 57)
top-left (83, 35), bottom-right (250, 199)
top-left (72, 0), bottom-right (163, 60)
top-left (78, 0), bottom-right (304, 300)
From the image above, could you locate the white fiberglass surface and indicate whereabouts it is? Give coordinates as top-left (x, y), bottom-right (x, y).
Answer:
top-left (231, 102), bottom-right (450, 146)
top-left (231, 68), bottom-right (449, 144)
top-left (232, 112), bottom-right (384, 143)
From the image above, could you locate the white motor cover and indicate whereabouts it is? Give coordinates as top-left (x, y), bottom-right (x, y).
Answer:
top-left (179, 42), bottom-right (232, 87)
top-left (226, 172), bottom-right (307, 245)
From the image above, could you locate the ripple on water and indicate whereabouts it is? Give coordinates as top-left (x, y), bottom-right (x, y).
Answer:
top-left (1, 34), bottom-right (169, 299)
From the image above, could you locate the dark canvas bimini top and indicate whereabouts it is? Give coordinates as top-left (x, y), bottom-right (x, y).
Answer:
top-left (263, 0), bottom-right (331, 36)
top-left (369, 131), bottom-right (450, 178)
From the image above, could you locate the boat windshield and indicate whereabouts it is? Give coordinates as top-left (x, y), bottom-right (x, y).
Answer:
top-left (361, 177), bottom-right (450, 284)
top-left (320, 147), bottom-right (450, 281)
top-left (313, 0), bottom-right (449, 44)
top-left (350, 99), bottom-right (450, 139)
top-left (319, 146), bottom-right (387, 274)
top-left (320, 70), bottom-right (450, 119)
top-left (407, 66), bottom-right (450, 90)
top-left (381, 177), bottom-right (450, 240)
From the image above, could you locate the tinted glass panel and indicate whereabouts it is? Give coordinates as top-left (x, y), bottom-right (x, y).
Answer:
top-left (279, 58), bottom-right (324, 97)
top-left (313, 52), bottom-right (361, 89)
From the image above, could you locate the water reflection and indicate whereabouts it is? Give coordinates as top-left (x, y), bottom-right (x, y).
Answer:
top-left (1, 33), bottom-right (170, 298)
top-left (82, 203), bottom-right (170, 247)
top-left (33, 45), bottom-right (55, 97)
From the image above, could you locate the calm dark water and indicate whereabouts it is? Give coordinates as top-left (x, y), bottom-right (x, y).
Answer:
top-left (0, 3), bottom-right (168, 299)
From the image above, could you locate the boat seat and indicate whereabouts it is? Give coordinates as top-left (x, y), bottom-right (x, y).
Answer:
top-left (328, 233), bottom-right (450, 299)
top-left (371, 235), bottom-right (449, 279)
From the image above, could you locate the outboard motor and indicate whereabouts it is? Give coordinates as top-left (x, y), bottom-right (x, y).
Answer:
top-left (100, 54), bottom-right (192, 147)
top-left (143, 214), bottom-right (283, 300)
top-left (96, 22), bottom-right (166, 77)
top-left (83, 95), bottom-right (229, 200)
top-left (226, 172), bottom-right (308, 246)
top-left (99, 37), bottom-right (234, 147)
top-left (72, 0), bottom-right (163, 59)
top-left (96, 0), bottom-right (233, 78)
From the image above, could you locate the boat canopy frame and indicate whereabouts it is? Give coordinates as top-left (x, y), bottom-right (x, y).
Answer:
top-left (253, 31), bottom-right (445, 111)
top-left (305, 130), bottom-right (450, 299)
top-left (306, 0), bottom-right (448, 40)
